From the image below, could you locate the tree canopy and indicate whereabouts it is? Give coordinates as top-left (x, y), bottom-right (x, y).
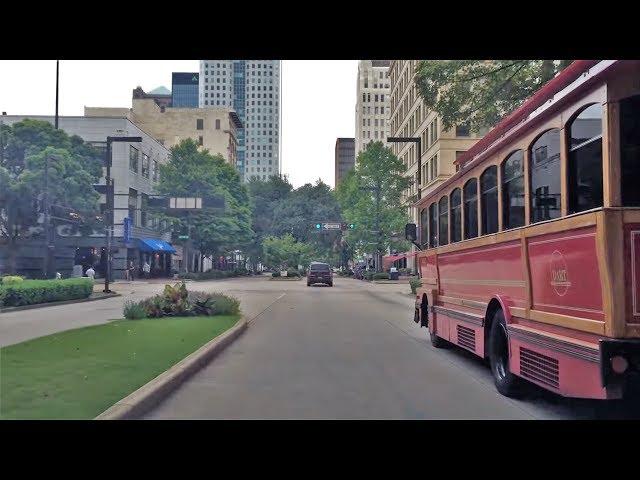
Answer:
top-left (262, 233), bottom-right (314, 270)
top-left (156, 139), bottom-right (253, 263)
top-left (414, 60), bottom-right (573, 132)
top-left (336, 141), bottom-right (410, 265)
top-left (0, 119), bottom-right (103, 273)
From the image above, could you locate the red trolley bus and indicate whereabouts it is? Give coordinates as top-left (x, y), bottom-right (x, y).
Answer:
top-left (408, 60), bottom-right (640, 399)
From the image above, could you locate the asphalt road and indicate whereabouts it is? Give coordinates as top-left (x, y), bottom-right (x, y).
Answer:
top-left (142, 276), bottom-right (640, 420)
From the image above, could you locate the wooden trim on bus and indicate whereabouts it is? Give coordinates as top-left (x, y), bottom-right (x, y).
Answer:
top-left (507, 324), bottom-right (600, 363)
top-left (596, 210), bottom-right (626, 337)
top-left (510, 306), bottom-right (605, 335)
top-left (559, 126), bottom-right (568, 217)
top-left (623, 210), bottom-right (640, 223)
top-left (438, 295), bottom-right (487, 311)
top-left (604, 100), bottom-right (621, 207)
top-left (521, 235), bottom-right (533, 311)
top-left (497, 164), bottom-right (504, 232)
top-left (626, 325), bottom-right (640, 337)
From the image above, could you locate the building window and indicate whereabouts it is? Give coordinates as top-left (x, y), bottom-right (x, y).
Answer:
top-left (480, 165), bottom-right (498, 235)
top-left (153, 160), bottom-right (159, 182)
top-left (438, 196), bottom-right (449, 246)
top-left (463, 178), bottom-right (478, 239)
top-left (197, 119), bottom-right (203, 130)
top-left (198, 136), bottom-right (203, 146)
top-left (215, 119), bottom-right (221, 130)
top-left (128, 188), bottom-right (137, 226)
top-left (456, 124), bottom-right (470, 137)
top-left (141, 153), bottom-right (150, 179)
top-left (428, 203), bottom-right (438, 248)
top-left (530, 129), bottom-right (561, 223)
top-left (502, 150), bottom-right (525, 229)
top-left (568, 103), bottom-right (603, 214)
top-left (129, 146), bottom-right (139, 173)
top-left (450, 188), bottom-right (462, 243)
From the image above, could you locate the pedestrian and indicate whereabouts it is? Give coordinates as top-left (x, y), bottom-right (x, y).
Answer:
top-left (128, 260), bottom-right (135, 281)
top-left (143, 260), bottom-right (150, 279)
top-left (55, 272), bottom-right (62, 279)
top-left (85, 266), bottom-right (95, 280)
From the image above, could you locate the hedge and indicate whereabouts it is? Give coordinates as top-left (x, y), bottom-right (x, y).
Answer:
top-left (373, 272), bottom-right (390, 280)
top-left (0, 278), bottom-right (94, 308)
top-left (179, 269), bottom-right (252, 281)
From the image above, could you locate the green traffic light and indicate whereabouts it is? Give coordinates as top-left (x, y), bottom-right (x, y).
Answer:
top-left (315, 223), bottom-right (321, 229)
top-left (349, 224), bottom-right (355, 229)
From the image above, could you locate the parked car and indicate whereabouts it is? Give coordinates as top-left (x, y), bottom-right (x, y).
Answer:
top-left (307, 262), bottom-right (333, 287)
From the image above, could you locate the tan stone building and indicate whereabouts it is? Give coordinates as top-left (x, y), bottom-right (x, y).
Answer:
top-left (389, 60), bottom-right (486, 270)
top-left (355, 60), bottom-right (391, 156)
top-left (85, 87), bottom-right (242, 166)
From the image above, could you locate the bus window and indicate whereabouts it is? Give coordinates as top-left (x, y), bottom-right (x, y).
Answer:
top-left (501, 150), bottom-right (525, 229)
top-left (429, 202), bottom-right (438, 247)
top-left (464, 178), bottom-right (478, 239)
top-left (439, 196), bottom-right (449, 246)
top-left (480, 165), bottom-right (498, 234)
top-left (420, 207), bottom-right (429, 248)
top-left (450, 188), bottom-right (462, 242)
top-left (621, 95), bottom-right (640, 206)
top-left (530, 129), bottom-right (561, 223)
top-left (568, 104), bottom-right (603, 214)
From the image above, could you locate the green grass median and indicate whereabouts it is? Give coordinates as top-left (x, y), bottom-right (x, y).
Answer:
top-left (0, 315), bottom-right (240, 420)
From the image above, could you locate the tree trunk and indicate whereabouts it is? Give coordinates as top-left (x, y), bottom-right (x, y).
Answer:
top-left (7, 235), bottom-right (18, 274)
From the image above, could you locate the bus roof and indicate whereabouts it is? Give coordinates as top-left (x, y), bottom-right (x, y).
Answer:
top-left (416, 59), bottom-right (621, 209)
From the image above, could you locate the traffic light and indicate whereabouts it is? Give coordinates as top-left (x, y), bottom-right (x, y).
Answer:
top-left (348, 223), bottom-right (355, 229)
top-left (315, 223), bottom-right (322, 229)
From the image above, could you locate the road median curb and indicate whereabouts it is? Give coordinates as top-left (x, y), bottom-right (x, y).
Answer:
top-left (95, 315), bottom-right (248, 420)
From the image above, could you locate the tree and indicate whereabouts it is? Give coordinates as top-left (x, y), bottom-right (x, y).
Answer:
top-left (0, 120), bottom-right (102, 274)
top-left (414, 60), bottom-right (573, 132)
top-left (246, 175), bottom-right (293, 270)
top-left (262, 233), bottom-right (313, 271)
top-left (336, 141), bottom-right (410, 271)
top-left (156, 139), bottom-right (253, 270)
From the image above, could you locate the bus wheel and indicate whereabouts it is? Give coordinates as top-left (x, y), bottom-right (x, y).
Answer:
top-left (489, 309), bottom-right (522, 397)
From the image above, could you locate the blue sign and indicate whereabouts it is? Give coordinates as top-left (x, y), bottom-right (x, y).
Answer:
top-left (123, 217), bottom-right (131, 243)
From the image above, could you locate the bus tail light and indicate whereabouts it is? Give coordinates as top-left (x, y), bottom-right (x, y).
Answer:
top-left (611, 356), bottom-right (629, 374)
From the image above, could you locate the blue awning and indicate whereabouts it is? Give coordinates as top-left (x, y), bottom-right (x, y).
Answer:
top-left (138, 239), bottom-right (176, 254)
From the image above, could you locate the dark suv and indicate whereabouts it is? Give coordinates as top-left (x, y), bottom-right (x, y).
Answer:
top-left (307, 262), bottom-right (333, 287)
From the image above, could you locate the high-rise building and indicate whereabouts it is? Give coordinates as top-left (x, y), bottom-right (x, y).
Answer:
top-left (335, 138), bottom-right (355, 187)
top-left (355, 60), bottom-right (391, 155)
top-left (172, 72), bottom-right (199, 107)
top-left (199, 60), bottom-right (281, 182)
top-left (389, 60), bottom-right (485, 271)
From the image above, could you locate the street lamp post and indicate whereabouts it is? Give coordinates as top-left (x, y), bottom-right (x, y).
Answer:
top-left (103, 136), bottom-right (142, 293)
top-left (387, 136), bottom-right (422, 275)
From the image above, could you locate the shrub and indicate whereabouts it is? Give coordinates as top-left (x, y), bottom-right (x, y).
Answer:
top-left (179, 269), bottom-right (251, 281)
top-left (373, 272), bottom-right (390, 280)
top-left (0, 278), bottom-right (93, 308)
top-left (272, 271), bottom-right (281, 277)
top-left (123, 300), bottom-right (148, 320)
top-left (363, 271), bottom-right (374, 281)
top-left (0, 275), bottom-right (24, 285)
top-left (209, 293), bottom-right (240, 315)
top-left (286, 269), bottom-right (301, 278)
top-left (410, 276), bottom-right (423, 295)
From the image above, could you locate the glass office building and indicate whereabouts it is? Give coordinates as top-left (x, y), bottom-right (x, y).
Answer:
top-left (172, 72), bottom-right (199, 108)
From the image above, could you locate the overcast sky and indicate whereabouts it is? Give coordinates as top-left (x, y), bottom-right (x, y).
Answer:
top-left (0, 60), bottom-right (358, 188)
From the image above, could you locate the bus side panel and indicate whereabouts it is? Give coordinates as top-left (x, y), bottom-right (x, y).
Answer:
top-left (437, 239), bottom-right (526, 307)
top-left (527, 226), bottom-right (604, 321)
top-left (418, 253), bottom-right (438, 285)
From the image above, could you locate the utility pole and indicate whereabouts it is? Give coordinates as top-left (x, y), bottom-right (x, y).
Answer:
top-left (42, 156), bottom-right (52, 278)
top-left (55, 60), bottom-right (59, 130)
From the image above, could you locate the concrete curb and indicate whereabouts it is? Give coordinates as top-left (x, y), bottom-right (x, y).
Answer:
top-left (95, 315), bottom-right (248, 420)
top-left (0, 293), bottom-right (121, 314)
top-left (268, 277), bottom-right (301, 281)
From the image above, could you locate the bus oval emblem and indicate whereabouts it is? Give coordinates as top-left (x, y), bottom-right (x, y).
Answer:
top-left (550, 250), bottom-right (571, 296)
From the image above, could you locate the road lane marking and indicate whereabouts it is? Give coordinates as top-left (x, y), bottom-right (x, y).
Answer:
top-left (246, 293), bottom-right (286, 326)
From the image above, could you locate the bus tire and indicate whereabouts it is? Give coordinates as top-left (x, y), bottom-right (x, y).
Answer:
top-left (489, 309), bottom-right (522, 397)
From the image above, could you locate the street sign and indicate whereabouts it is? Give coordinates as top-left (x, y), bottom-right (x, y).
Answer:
top-left (123, 217), bottom-right (131, 243)
top-left (322, 223), bottom-right (341, 230)
top-left (178, 235), bottom-right (189, 240)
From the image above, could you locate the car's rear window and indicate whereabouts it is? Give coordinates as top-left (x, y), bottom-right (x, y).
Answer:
top-left (310, 264), bottom-right (330, 272)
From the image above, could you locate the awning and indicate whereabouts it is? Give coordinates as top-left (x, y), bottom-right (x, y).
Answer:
top-left (138, 238), bottom-right (176, 254)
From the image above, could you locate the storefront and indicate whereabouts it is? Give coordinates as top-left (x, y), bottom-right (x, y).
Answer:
top-left (135, 239), bottom-right (176, 278)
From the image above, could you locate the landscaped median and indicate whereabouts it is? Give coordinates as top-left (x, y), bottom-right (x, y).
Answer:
top-left (0, 282), bottom-right (243, 420)
top-left (0, 277), bottom-right (94, 309)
